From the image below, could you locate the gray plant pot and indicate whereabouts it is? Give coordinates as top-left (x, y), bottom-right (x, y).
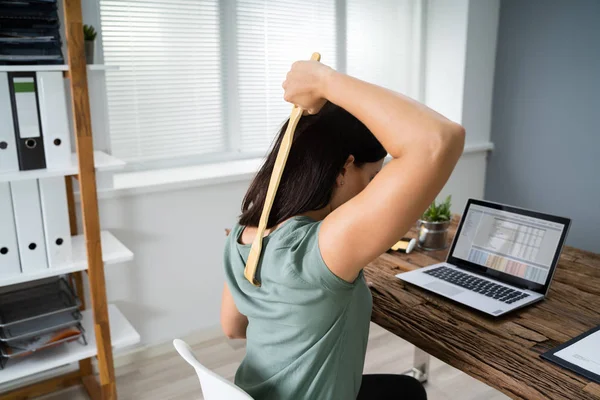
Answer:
top-left (85, 41), bottom-right (95, 64)
top-left (417, 220), bottom-right (450, 251)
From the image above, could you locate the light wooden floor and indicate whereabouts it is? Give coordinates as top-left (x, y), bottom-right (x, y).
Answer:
top-left (38, 324), bottom-right (509, 400)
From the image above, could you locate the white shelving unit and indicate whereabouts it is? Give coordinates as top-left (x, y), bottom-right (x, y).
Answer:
top-left (0, 305), bottom-right (140, 385)
top-left (0, 231), bottom-right (133, 288)
top-left (0, 151), bottom-right (125, 183)
top-left (2, 6), bottom-right (130, 396)
top-left (0, 65), bottom-right (118, 72)
top-left (0, 141), bottom-right (136, 396)
top-left (0, 65), bottom-right (68, 72)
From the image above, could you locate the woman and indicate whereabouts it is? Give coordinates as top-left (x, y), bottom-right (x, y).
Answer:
top-left (221, 60), bottom-right (465, 399)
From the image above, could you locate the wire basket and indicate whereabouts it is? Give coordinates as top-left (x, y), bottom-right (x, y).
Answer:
top-left (0, 278), bottom-right (80, 328)
top-left (0, 325), bottom-right (87, 369)
top-left (0, 309), bottom-right (83, 343)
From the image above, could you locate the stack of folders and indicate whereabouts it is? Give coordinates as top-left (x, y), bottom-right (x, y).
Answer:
top-left (0, 0), bottom-right (64, 65)
top-left (0, 71), bottom-right (72, 172)
top-left (0, 176), bottom-right (72, 278)
top-left (0, 278), bottom-right (86, 369)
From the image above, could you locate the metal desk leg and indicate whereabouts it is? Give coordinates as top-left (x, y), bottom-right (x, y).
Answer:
top-left (402, 347), bottom-right (430, 383)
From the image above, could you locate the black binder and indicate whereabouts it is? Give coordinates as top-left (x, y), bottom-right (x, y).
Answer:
top-left (7, 72), bottom-right (46, 170)
top-left (541, 324), bottom-right (600, 384)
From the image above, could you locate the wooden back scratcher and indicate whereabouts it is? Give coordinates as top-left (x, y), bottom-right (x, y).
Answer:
top-left (244, 52), bottom-right (321, 286)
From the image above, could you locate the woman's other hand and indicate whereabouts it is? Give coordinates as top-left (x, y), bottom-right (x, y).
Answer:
top-left (282, 60), bottom-right (333, 114)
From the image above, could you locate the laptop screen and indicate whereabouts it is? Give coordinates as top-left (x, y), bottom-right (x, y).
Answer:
top-left (450, 201), bottom-right (568, 288)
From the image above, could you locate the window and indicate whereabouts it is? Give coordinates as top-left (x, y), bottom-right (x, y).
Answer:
top-left (235, 0), bottom-right (337, 153)
top-left (100, 1), bottom-right (223, 165)
top-left (99, 0), bottom-right (422, 168)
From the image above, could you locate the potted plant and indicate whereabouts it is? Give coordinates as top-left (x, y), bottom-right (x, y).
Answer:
top-left (417, 195), bottom-right (452, 250)
top-left (83, 24), bottom-right (97, 64)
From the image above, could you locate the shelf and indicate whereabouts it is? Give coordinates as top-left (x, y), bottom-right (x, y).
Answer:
top-left (0, 151), bottom-right (125, 183)
top-left (0, 65), bottom-right (118, 72)
top-left (0, 66), bottom-right (68, 72)
top-left (0, 231), bottom-right (133, 288)
top-left (0, 304), bottom-right (140, 385)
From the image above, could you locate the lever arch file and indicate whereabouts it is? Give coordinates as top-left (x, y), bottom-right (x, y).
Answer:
top-left (38, 177), bottom-right (72, 268)
top-left (7, 72), bottom-right (47, 171)
top-left (0, 182), bottom-right (21, 277)
top-left (0, 73), bottom-right (20, 173)
top-left (10, 179), bottom-right (49, 273)
top-left (37, 72), bottom-right (72, 169)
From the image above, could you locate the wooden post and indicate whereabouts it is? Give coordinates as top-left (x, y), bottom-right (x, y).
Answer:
top-left (65, 176), bottom-right (96, 383)
top-left (65, 176), bottom-right (78, 236)
top-left (62, 1), bottom-right (116, 399)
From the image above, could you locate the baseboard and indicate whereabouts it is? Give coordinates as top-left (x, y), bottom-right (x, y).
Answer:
top-left (113, 325), bottom-right (226, 370)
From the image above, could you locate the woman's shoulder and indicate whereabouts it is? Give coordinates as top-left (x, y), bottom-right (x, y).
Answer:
top-left (274, 217), bottom-right (359, 292)
top-left (270, 216), bottom-right (321, 248)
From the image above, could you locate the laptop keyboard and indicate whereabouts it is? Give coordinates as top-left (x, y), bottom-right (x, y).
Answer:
top-left (424, 266), bottom-right (530, 304)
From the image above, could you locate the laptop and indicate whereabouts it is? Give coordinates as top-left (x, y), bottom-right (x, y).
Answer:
top-left (397, 199), bottom-right (571, 317)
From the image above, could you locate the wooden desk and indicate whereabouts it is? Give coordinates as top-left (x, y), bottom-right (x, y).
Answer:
top-left (365, 216), bottom-right (600, 400)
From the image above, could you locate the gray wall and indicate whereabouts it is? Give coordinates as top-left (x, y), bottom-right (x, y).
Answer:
top-left (486, 0), bottom-right (600, 253)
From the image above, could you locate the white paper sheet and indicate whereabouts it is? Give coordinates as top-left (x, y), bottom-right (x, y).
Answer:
top-left (555, 329), bottom-right (600, 376)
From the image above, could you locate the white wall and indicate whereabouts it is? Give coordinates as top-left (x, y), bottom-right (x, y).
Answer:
top-left (426, 0), bottom-right (499, 211)
top-left (95, 182), bottom-right (247, 344)
top-left (461, 0), bottom-right (500, 146)
top-left (424, 0), bottom-right (469, 123)
top-left (86, 0), bottom-right (500, 347)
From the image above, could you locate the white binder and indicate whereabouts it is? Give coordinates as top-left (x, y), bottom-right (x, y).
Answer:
top-left (0, 182), bottom-right (21, 277)
top-left (37, 72), bottom-right (72, 169)
top-left (0, 73), bottom-right (19, 173)
top-left (10, 179), bottom-right (49, 273)
top-left (38, 177), bottom-right (72, 268)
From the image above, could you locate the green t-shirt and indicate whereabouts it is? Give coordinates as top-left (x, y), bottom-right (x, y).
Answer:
top-left (224, 216), bottom-right (372, 400)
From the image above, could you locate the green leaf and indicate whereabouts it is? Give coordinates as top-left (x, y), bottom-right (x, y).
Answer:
top-left (422, 195), bottom-right (452, 222)
top-left (83, 24), bottom-right (97, 41)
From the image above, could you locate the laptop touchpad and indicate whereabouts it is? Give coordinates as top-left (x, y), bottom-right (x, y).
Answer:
top-left (425, 281), bottom-right (464, 297)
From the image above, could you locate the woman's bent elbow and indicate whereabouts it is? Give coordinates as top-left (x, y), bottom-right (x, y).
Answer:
top-left (438, 123), bottom-right (465, 162)
top-left (444, 121), bottom-right (466, 145)
top-left (222, 325), bottom-right (245, 340)
top-left (225, 332), bottom-right (244, 340)
top-left (221, 316), bottom-right (247, 339)
top-left (447, 122), bottom-right (466, 153)
top-left (428, 122), bottom-right (465, 163)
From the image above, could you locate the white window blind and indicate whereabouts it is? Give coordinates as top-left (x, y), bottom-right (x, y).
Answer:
top-left (99, 0), bottom-right (421, 167)
top-left (236, 0), bottom-right (337, 153)
top-left (100, 0), bottom-right (223, 163)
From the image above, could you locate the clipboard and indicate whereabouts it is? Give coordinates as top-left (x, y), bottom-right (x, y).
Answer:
top-left (540, 324), bottom-right (600, 384)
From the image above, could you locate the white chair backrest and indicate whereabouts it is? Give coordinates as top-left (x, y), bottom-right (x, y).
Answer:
top-left (173, 339), bottom-right (253, 400)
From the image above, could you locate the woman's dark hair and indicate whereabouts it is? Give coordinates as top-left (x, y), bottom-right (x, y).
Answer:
top-left (239, 102), bottom-right (386, 228)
